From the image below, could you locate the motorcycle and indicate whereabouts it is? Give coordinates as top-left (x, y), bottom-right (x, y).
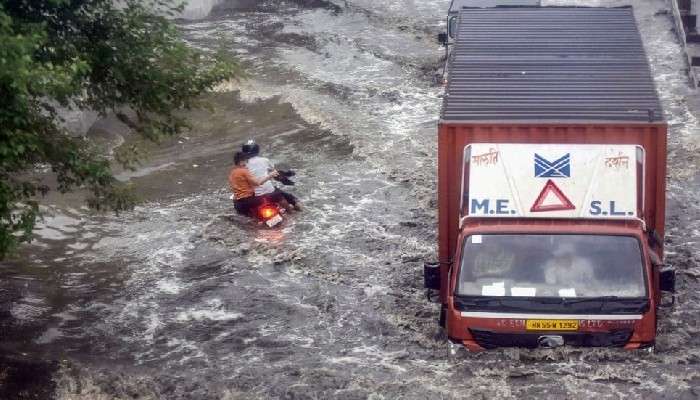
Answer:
top-left (231, 169), bottom-right (296, 228)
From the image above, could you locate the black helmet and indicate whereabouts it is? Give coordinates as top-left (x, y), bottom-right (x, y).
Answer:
top-left (241, 139), bottom-right (260, 156)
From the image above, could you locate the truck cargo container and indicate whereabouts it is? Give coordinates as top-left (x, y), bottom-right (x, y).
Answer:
top-left (424, 6), bottom-right (676, 353)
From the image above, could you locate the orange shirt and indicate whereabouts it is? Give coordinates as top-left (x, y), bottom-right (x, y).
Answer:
top-left (229, 166), bottom-right (256, 200)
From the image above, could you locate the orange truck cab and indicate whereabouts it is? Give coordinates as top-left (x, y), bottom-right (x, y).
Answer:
top-left (424, 6), bottom-right (676, 353)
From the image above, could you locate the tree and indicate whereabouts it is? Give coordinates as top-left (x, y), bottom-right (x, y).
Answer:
top-left (0, 0), bottom-right (240, 259)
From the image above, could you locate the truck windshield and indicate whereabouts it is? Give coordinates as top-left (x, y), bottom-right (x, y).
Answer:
top-left (457, 234), bottom-right (646, 298)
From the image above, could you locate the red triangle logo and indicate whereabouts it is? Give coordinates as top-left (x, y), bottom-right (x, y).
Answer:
top-left (530, 179), bottom-right (576, 212)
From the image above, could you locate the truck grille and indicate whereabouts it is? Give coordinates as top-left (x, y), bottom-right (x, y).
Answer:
top-left (469, 328), bottom-right (633, 349)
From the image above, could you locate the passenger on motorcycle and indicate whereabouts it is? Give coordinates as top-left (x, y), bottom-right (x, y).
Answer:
top-left (229, 151), bottom-right (279, 216)
top-left (242, 140), bottom-right (301, 211)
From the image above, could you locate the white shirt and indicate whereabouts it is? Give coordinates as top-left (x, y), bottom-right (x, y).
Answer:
top-left (246, 156), bottom-right (275, 196)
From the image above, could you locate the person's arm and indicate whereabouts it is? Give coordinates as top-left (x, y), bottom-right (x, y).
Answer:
top-left (246, 169), bottom-right (278, 187)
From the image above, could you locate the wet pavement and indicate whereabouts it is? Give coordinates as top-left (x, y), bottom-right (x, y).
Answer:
top-left (1, 0), bottom-right (700, 399)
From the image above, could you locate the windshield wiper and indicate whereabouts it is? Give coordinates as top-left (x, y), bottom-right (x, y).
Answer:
top-left (560, 296), bottom-right (620, 305)
top-left (456, 296), bottom-right (530, 310)
top-left (458, 297), bottom-right (506, 306)
top-left (560, 296), bottom-right (648, 313)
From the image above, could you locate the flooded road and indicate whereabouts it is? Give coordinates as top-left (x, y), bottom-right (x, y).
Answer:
top-left (1, 0), bottom-right (699, 398)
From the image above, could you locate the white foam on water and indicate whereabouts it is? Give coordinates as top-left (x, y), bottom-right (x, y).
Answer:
top-left (175, 309), bottom-right (243, 322)
top-left (10, 302), bottom-right (49, 321)
top-left (156, 279), bottom-right (183, 295)
top-left (177, 0), bottom-right (225, 20)
top-left (328, 345), bottom-right (409, 373)
top-left (33, 226), bottom-right (70, 241)
top-left (67, 242), bottom-right (89, 251)
top-left (158, 337), bottom-right (209, 365)
top-left (35, 327), bottom-right (64, 344)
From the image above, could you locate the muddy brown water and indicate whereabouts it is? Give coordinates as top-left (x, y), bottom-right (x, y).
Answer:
top-left (1, 0), bottom-right (700, 399)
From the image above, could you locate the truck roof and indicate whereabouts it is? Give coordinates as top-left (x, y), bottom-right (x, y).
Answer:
top-left (441, 7), bottom-right (665, 123)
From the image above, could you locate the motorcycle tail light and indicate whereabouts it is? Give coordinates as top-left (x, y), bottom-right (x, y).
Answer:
top-left (259, 205), bottom-right (278, 220)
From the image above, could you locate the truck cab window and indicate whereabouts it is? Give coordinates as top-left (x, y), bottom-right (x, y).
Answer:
top-left (457, 234), bottom-right (646, 298)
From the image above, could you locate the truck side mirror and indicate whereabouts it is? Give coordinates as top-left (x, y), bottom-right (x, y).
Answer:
top-left (660, 267), bottom-right (675, 293)
top-left (437, 32), bottom-right (448, 46)
top-left (424, 261), bottom-right (441, 290)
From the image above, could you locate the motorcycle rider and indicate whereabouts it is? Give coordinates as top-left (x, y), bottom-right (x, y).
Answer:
top-left (242, 140), bottom-right (301, 211)
top-left (229, 151), bottom-right (279, 216)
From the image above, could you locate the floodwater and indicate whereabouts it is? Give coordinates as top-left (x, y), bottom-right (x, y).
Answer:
top-left (1, 0), bottom-right (699, 399)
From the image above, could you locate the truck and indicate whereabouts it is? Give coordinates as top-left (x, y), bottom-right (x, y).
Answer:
top-left (424, 6), bottom-right (676, 353)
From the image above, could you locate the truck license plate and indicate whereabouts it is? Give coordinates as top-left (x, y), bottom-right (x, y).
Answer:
top-left (526, 320), bottom-right (579, 331)
top-left (265, 214), bottom-right (283, 227)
